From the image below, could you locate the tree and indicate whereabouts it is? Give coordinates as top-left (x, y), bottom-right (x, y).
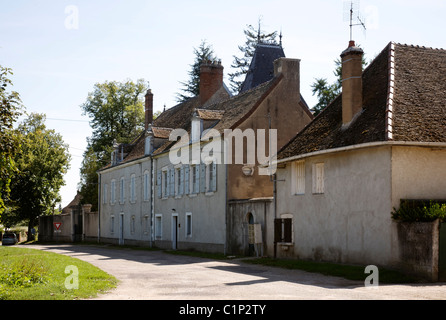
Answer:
top-left (228, 20), bottom-right (279, 93)
top-left (6, 113), bottom-right (70, 239)
top-left (311, 52), bottom-right (368, 116)
top-left (176, 40), bottom-right (217, 103)
top-left (0, 65), bottom-right (23, 218)
top-left (79, 79), bottom-right (148, 210)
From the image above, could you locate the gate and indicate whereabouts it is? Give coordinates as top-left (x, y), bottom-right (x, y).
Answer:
top-left (439, 222), bottom-right (446, 281)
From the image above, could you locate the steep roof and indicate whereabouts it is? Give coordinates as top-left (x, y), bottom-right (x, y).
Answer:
top-left (277, 42), bottom-right (446, 161)
top-left (240, 43), bottom-right (285, 93)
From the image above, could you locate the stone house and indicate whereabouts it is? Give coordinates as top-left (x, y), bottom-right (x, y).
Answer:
top-left (271, 41), bottom-right (446, 278)
top-left (97, 42), bottom-right (313, 253)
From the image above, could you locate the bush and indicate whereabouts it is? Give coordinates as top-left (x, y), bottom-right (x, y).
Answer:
top-left (392, 200), bottom-right (446, 222)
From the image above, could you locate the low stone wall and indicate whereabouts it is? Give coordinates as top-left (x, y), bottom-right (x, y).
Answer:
top-left (397, 219), bottom-right (440, 281)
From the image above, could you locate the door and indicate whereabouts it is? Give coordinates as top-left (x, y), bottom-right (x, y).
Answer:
top-left (172, 215), bottom-right (178, 250)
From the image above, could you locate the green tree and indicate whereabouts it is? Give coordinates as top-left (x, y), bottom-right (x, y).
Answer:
top-left (7, 113), bottom-right (70, 238)
top-left (311, 53), bottom-right (368, 116)
top-left (79, 79), bottom-right (148, 210)
top-left (228, 21), bottom-right (279, 93)
top-left (176, 40), bottom-right (217, 102)
top-left (0, 65), bottom-right (23, 218)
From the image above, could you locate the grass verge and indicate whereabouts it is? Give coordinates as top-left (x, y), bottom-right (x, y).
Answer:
top-left (0, 246), bottom-right (117, 300)
top-left (243, 257), bottom-right (417, 284)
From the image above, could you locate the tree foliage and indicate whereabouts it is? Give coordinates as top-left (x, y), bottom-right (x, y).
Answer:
top-left (6, 113), bottom-right (70, 236)
top-left (0, 65), bottom-right (23, 217)
top-left (79, 79), bottom-right (148, 210)
top-left (176, 40), bottom-right (217, 103)
top-left (228, 21), bottom-right (279, 93)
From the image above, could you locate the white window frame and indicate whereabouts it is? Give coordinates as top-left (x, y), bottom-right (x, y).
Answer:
top-left (312, 162), bottom-right (325, 194)
top-left (291, 160), bottom-right (305, 195)
top-left (204, 158), bottom-right (217, 195)
top-left (185, 212), bottom-right (192, 238)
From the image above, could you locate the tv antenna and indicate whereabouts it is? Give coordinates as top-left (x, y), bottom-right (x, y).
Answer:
top-left (343, 0), bottom-right (366, 41)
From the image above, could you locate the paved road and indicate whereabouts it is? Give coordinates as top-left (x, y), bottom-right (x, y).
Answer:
top-left (27, 244), bottom-right (446, 300)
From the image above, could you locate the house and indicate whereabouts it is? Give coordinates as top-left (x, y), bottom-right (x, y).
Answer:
top-left (272, 41), bottom-right (446, 275)
top-left (97, 41), bottom-right (314, 254)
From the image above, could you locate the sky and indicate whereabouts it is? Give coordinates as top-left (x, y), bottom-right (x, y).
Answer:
top-left (1, 0), bottom-right (445, 208)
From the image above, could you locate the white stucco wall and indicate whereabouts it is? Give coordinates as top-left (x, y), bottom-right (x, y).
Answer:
top-left (275, 146), bottom-right (397, 266)
top-left (99, 158), bottom-right (153, 245)
top-left (153, 152), bottom-right (227, 253)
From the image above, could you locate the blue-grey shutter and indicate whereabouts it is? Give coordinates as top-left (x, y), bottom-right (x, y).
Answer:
top-left (184, 165), bottom-right (189, 195)
top-left (211, 162), bottom-right (217, 192)
top-left (170, 168), bottom-right (175, 196)
top-left (179, 166), bottom-right (184, 195)
top-left (200, 163), bottom-right (206, 193)
top-left (165, 170), bottom-right (170, 197)
top-left (194, 164), bottom-right (200, 194)
top-left (157, 170), bottom-right (162, 198)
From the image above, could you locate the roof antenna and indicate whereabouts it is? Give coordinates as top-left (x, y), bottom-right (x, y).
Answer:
top-left (343, 0), bottom-right (366, 41)
top-left (279, 28), bottom-right (283, 46)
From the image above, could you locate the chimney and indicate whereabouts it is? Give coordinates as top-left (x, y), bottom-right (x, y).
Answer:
top-left (145, 88), bottom-right (153, 131)
top-left (340, 40), bottom-right (364, 125)
top-left (199, 60), bottom-right (223, 105)
top-left (145, 124), bottom-right (154, 156)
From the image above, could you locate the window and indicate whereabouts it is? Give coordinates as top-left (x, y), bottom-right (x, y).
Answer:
top-left (110, 216), bottom-right (115, 233)
top-left (175, 165), bottom-right (183, 197)
top-left (185, 212), bottom-right (192, 237)
top-left (162, 169), bottom-right (168, 198)
top-left (143, 215), bottom-right (149, 235)
top-left (205, 161), bottom-right (217, 193)
top-left (190, 164), bottom-right (199, 194)
top-left (155, 214), bottom-right (162, 239)
top-left (130, 215), bottom-right (136, 234)
top-left (130, 174), bottom-right (136, 203)
top-left (120, 177), bottom-right (125, 203)
top-left (291, 160), bottom-right (305, 195)
top-left (103, 184), bottom-right (108, 204)
top-left (110, 180), bottom-right (116, 204)
top-left (143, 171), bottom-right (150, 201)
top-left (274, 218), bottom-right (292, 243)
top-left (312, 163), bottom-right (325, 194)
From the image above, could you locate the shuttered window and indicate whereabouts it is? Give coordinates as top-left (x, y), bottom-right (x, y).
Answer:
top-left (274, 218), bottom-right (292, 243)
top-left (312, 162), bottom-right (325, 194)
top-left (291, 160), bottom-right (305, 195)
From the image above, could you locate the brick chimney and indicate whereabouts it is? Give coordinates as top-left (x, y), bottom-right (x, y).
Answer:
top-left (340, 40), bottom-right (364, 125)
top-left (199, 60), bottom-right (223, 105)
top-left (145, 88), bottom-right (153, 131)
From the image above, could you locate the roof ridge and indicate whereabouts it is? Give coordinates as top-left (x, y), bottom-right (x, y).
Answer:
top-left (394, 42), bottom-right (446, 51)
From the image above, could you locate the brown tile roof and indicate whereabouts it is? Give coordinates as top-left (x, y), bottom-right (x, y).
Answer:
top-left (277, 42), bottom-right (446, 161)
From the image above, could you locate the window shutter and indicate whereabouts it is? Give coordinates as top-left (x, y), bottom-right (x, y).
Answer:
top-left (184, 165), bottom-right (190, 195)
top-left (157, 171), bottom-right (162, 198)
top-left (200, 163), bottom-right (206, 193)
top-left (179, 166), bottom-right (184, 195)
top-left (211, 162), bottom-right (217, 192)
top-left (169, 168), bottom-right (175, 196)
top-left (194, 165), bottom-right (200, 194)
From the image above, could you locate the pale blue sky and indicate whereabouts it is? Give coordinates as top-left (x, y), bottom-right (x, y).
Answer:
top-left (1, 0), bottom-right (445, 207)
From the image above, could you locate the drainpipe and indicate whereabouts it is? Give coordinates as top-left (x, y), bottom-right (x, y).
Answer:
top-left (150, 157), bottom-right (156, 247)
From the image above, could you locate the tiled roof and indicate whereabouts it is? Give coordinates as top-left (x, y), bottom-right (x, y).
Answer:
top-left (277, 42), bottom-right (446, 161)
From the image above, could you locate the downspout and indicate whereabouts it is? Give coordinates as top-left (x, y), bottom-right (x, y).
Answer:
top-left (150, 157), bottom-right (156, 247)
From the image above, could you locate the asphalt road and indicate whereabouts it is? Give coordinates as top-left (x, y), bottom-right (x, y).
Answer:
top-left (27, 244), bottom-right (446, 300)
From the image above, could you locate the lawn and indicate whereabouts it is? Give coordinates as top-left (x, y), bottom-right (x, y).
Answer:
top-left (0, 246), bottom-right (117, 300)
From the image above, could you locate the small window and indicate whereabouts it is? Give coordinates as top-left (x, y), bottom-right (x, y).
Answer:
top-left (120, 177), bottom-right (125, 203)
top-left (144, 171), bottom-right (150, 201)
top-left (130, 215), bottom-right (136, 234)
top-left (110, 216), bottom-right (115, 233)
top-left (103, 184), bottom-right (108, 204)
top-left (130, 174), bottom-right (136, 203)
top-left (155, 214), bottom-right (162, 239)
top-left (143, 215), bottom-right (149, 235)
top-left (312, 163), bottom-right (325, 194)
top-left (274, 218), bottom-right (292, 243)
top-left (190, 164), bottom-right (199, 194)
top-left (110, 180), bottom-right (116, 204)
top-left (185, 212), bottom-right (192, 237)
top-left (162, 169), bottom-right (168, 198)
top-left (291, 160), bottom-right (305, 195)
